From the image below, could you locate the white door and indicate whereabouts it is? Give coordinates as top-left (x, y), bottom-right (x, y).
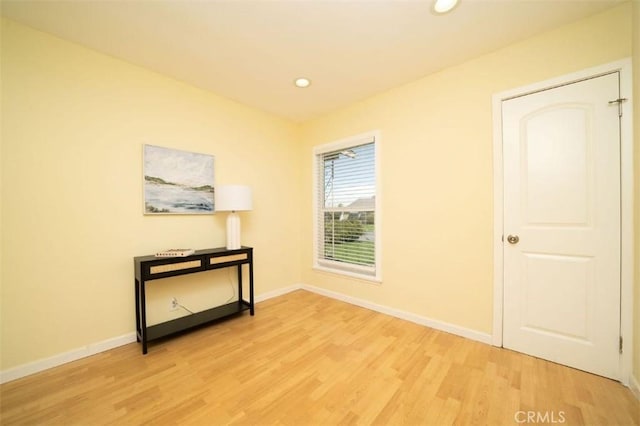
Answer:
top-left (502, 72), bottom-right (621, 380)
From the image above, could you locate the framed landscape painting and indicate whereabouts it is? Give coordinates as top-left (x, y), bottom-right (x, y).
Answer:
top-left (143, 144), bottom-right (215, 214)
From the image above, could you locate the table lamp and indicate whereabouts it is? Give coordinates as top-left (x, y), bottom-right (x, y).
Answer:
top-left (216, 185), bottom-right (253, 250)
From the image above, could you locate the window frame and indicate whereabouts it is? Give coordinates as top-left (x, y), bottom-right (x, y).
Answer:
top-left (312, 130), bottom-right (382, 283)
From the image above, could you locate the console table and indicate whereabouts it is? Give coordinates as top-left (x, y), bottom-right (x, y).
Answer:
top-left (134, 247), bottom-right (254, 354)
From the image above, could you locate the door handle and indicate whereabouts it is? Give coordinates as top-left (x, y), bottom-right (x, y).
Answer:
top-left (507, 235), bottom-right (519, 244)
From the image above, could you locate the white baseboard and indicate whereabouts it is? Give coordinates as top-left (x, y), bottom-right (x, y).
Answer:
top-left (0, 285), bottom-right (304, 384)
top-left (1, 283), bottom-right (494, 384)
top-left (254, 284), bottom-right (302, 303)
top-left (630, 373), bottom-right (640, 401)
top-left (0, 333), bottom-right (137, 384)
top-left (256, 284), bottom-right (494, 347)
top-left (301, 284), bottom-right (493, 345)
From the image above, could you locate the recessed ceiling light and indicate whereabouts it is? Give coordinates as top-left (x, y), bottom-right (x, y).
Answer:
top-left (294, 77), bottom-right (311, 88)
top-left (433, 0), bottom-right (459, 14)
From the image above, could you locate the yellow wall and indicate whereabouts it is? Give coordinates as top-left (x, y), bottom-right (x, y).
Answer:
top-left (299, 3), bottom-right (632, 335)
top-left (0, 19), bottom-right (301, 369)
top-left (1, 2), bottom-right (637, 378)
top-left (633, 0), bottom-right (640, 386)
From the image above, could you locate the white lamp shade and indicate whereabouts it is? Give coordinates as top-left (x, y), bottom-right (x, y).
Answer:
top-left (216, 185), bottom-right (253, 212)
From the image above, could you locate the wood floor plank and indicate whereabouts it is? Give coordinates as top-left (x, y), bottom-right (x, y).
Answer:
top-left (1, 290), bottom-right (638, 425)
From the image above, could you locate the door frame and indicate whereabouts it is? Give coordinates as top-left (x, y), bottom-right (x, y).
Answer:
top-left (491, 58), bottom-right (634, 384)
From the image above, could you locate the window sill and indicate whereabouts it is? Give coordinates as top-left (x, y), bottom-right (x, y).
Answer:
top-left (313, 264), bottom-right (382, 284)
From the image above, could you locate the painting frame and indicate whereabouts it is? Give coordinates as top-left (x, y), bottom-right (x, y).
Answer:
top-left (143, 144), bottom-right (215, 215)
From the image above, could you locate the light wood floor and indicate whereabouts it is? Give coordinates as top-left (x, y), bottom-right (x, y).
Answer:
top-left (1, 290), bottom-right (638, 425)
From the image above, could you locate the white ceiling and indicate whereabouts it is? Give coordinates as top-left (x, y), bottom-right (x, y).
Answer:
top-left (1, 0), bottom-right (624, 122)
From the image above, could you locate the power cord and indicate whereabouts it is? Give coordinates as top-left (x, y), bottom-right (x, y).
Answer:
top-left (177, 302), bottom-right (194, 314)
top-left (172, 268), bottom-right (237, 313)
top-left (225, 267), bottom-right (236, 303)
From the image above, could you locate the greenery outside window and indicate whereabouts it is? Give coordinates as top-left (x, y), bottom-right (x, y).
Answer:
top-left (313, 131), bottom-right (381, 281)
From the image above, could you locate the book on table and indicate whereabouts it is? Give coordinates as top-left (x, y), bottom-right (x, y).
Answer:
top-left (154, 248), bottom-right (195, 257)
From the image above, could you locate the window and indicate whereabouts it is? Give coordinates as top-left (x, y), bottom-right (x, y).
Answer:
top-left (313, 132), bottom-right (380, 281)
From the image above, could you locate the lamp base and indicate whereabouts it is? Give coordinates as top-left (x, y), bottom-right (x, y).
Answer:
top-left (226, 212), bottom-right (241, 250)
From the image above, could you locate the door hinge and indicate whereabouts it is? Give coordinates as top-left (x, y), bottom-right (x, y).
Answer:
top-left (608, 98), bottom-right (627, 117)
top-left (619, 336), bottom-right (623, 354)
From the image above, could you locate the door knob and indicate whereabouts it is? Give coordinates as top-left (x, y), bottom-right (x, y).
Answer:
top-left (507, 235), bottom-right (519, 244)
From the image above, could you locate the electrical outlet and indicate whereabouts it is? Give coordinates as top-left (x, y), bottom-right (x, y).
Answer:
top-left (170, 297), bottom-right (179, 311)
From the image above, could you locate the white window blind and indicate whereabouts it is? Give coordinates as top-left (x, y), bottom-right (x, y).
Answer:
top-left (315, 135), bottom-right (378, 278)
